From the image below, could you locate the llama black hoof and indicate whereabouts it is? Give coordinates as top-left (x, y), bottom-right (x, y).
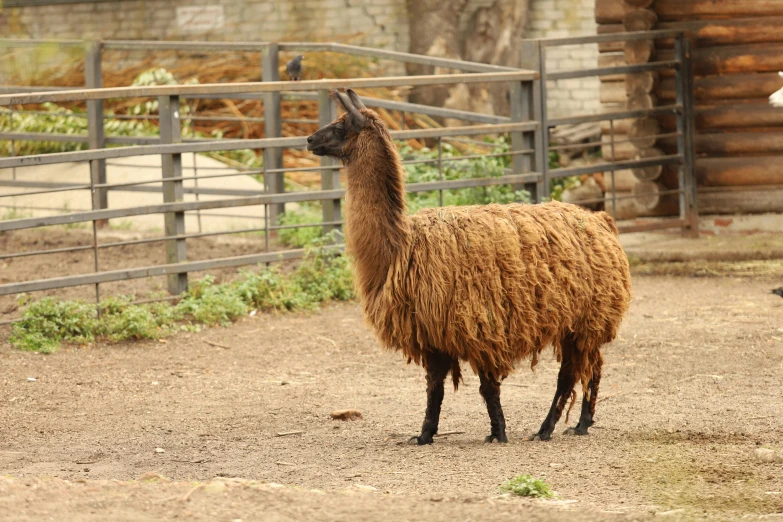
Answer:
top-left (563, 426), bottom-right (590, 436)
top-left (529, 431), bottom-right (552, 441)
top-left (407, 435), bottom-right (434, 445)
top-left (484, 433), bottom-right (508, 444)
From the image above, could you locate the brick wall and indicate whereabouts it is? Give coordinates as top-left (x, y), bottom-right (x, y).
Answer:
top-left (1, 0), bottom-right (599, 116)
top-left (1, 0), bottom-right (408, 49)
top-left (526, 0), bottom-right (601, 118)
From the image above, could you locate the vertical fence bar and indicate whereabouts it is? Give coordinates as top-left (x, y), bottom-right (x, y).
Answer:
top-left (674, 33), bottom-right (699, 237)
top-left (609, 119), bottom-right (618, 219)
top-left (262, 43), bottom-right (284, 226)
top-left (159, 95), bottom-right (188, 294)
top-left (684, 35), bottom-right (699, 237)
top-left (187, 99), bottom-right (203, 234)
top-left (519, 39), bottom-right (545, 203)
top-left (10, 107), bottom-right (17, 181)
top-left (437, 137), bottom-right (444, 207)
top-left (317, 89), bottom-right (341, 236)
top-left (85, 41), bottom-right (107, 226)
top-left (509, 80), bottom-right (538, 203)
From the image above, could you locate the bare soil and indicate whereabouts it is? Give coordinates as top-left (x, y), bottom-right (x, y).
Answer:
top-left (1, 273), bottom-right (783, 521)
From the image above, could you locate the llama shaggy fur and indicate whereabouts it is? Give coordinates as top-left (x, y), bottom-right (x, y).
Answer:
top-left (307, 89), bottom-right (632, 444)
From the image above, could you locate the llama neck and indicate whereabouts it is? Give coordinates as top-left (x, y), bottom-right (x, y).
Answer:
top-left (344, 139), bottom-right (410, 297)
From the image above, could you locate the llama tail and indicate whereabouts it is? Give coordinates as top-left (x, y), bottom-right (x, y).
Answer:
top-left (564, 389), bottom-right (578, 424)
top-left (451, 359), bottom-right (463, 391)
top-left (597, 211), bottom-right (620, 236)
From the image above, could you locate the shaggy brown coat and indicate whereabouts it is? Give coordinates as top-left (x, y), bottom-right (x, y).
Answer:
top-left (341, 111), bottom-right (632, 394)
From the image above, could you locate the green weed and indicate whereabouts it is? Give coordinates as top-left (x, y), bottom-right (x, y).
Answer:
top-left (500, 474), bottom-right (555, 498)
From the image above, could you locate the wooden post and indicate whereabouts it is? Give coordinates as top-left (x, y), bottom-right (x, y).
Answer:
top-left (159, 95), bottom-right (188, 294)
top-left (262, 43), bottom-right (284, 225)
top-left (85, 41), bottom-right (108, 227)
top-left (317, 89), bottom-right (341, 236)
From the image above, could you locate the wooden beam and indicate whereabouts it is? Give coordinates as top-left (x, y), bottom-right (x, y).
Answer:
top-left (657, 102), bottom-right (783, 131)
top-left (695, 156), bottom-right (783, 187)
top-left (657, 72), bottom-right (783, 102)
top-left (653, 0), bottom-right (783, 21)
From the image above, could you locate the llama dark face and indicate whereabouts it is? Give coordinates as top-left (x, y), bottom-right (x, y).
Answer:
top-left (306, 116), bottom-right (352, 159)
top-left (306, 89), bottom-right (368, 161)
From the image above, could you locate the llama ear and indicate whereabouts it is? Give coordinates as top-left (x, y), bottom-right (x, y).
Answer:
top-left (332, 89), bottom-right (366, 132)
top-left (346, 89), bottom-right (366, 110)
top-left (331, 89), bottom-right (352, 113)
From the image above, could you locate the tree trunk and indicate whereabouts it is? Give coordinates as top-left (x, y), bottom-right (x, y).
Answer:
top-left (698, 186), bottom-right (783, 215)
top-left (407, 0), bottom-right (530, 117)
top-left (406, 0), bottom-right (470, 110)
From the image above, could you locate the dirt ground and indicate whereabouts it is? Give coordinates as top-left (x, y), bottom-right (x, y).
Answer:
top-left (2, 273), bottom-right (783, 521)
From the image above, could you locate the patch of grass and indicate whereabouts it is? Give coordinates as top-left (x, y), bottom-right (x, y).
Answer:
top-left (278, 204), bottom-right (323, 248)
top-left (500, 474), bottom-right (555, 498)
top-left (9, 232), bottom-right (354, 352)
top-left (400, 138), bottom-right (531, 213)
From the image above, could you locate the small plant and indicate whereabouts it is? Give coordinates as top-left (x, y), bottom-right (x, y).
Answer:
top-left (278, 204), bottom-right (324, 248)
top-left (500, 474), bottom-right (555, 498)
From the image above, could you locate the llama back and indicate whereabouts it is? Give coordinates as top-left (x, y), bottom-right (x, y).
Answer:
top-left (367, 200), bottom-right (631, 382)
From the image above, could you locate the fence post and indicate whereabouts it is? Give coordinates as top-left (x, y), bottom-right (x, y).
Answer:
top-left (85, 41), bottom-right (108, 225)
top-left (159, 95), bottom-right (188, 295)
top-left (674, 33), bottom-right (699, 238)
top-left (518, 39), bottom-right (546, 203)
top-left (317, 89), bottom-right (341, 236)
top-left (262, 43), bottom-right (284, 225)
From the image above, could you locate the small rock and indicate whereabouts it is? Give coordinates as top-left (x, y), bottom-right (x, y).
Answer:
top-left (331, 409), bottom-right (364, 421)
top-left (204, 481), bottom-right (228, 495)
top-left (657, 508), bottom-right (686, 517)
top-left (137, 472), bottom-right (171, 482)
top-left (755, 448), bottom-right (779, 463)
top-left (353, 484), bottom-right (377, 492)
top-left (154, 447), bottom-right (165, 454)
top-left (152, 381), bottom-right (159, 386)
top-left (27, 377), bottom-right (36, 382)
top-left (549, 463), bottom-right (564, 469)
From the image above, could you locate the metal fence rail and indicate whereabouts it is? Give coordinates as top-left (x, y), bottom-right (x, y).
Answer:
top-left (0, 31), bottom-right (697, 324)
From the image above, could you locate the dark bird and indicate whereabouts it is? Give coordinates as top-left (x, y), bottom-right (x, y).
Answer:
top-left (772, 287), bottom-right (783, 298)
top-left (286, 54), bottom-right (304, 82)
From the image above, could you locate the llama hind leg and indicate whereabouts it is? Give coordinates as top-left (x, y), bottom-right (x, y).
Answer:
top-left (479, 372), bottom-right (508, 443)
top-left (530, 334), bottom-right (578, 441)
top-left (408, 351), bottom-right (452, 445)
top-left (564, 352), bottom-right (603, 436)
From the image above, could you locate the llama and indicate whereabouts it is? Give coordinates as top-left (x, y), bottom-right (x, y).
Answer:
top-left (306, 89), bottom-right (632, 444)
top-left (770, 72), bottom-right (783, 107)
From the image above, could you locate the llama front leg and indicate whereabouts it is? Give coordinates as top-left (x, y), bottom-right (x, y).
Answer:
top-left (479, 372), bottom-right (508, 443)
top-left (409, 351), bottom-right (452, 445)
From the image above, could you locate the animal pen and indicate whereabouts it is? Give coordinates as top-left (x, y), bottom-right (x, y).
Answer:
top-left (0, 31), bottom-right (697, 324)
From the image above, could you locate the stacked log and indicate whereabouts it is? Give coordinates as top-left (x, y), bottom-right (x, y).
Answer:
top-left (596, 0), bottom-right (783, 216)
top-left (597, 0), bottom-right (674, 220)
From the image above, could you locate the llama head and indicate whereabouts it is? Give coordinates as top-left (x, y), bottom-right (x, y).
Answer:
top-left (307, 89), bottom-right (385, 163)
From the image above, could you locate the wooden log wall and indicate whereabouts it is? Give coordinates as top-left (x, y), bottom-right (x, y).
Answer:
top-left (595, 0), bottom-right (783, 217)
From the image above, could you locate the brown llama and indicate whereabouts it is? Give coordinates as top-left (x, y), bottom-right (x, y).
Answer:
top-left (307, 89), bottom-right (632, 444)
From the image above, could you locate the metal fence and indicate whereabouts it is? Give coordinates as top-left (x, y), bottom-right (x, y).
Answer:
top-left (0, 30), bottom-right (697, 324)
